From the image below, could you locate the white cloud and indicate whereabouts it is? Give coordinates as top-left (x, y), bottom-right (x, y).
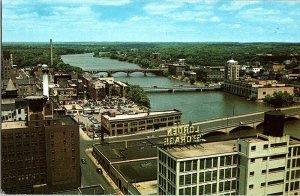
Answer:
top-left (239, 7), bottom-right (294, 24)
top-left (220, 1), bottom-right (260, 11)
top-left (128, 16), bottom-right (151, 22)
top-left (210, 16), bottom-right (220, 22)
top-left (3, 0), bottom-right (131, 6)
top-left (143, 3), bottom-right (182, 15)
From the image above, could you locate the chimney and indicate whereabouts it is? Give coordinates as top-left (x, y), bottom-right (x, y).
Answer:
top-left (42, 64), bottom-right (49, 99)
top-left (50, 39), bottom-right (53, 67)
top-left (263, 110), bottom-right (285, 137)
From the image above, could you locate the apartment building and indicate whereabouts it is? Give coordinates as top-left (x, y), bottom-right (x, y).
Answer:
top-left (101, 110), bottom-right (182, 136)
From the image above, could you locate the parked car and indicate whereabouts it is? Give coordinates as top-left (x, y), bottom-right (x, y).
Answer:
top-left (81, 158), bottom-right (87, 164)
top-left (96, 168), bottom-right (103, 174)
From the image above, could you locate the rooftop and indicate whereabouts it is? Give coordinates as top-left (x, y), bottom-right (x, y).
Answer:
top-left (135, 180), bottom-right (157, 195)
top-left (113, 159), bottom-right (157, 182)
top-left (2, 121), bottom-right (27, 129)
top-left (163, 140), bottom-right (237, 159)
top-left (103, 110), bottom-right (180, 121)
top-left (242, 137), bottom-right (266, 143)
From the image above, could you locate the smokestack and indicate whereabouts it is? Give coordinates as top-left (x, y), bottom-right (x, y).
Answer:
top-left (42, 64), bottom-right (49, 99)
top-left (10, 53), bottom-right (13, 65)
top-left (263, 110), bottom-right (285, 137)
top-left (50, 39), bottom-right (53, 66)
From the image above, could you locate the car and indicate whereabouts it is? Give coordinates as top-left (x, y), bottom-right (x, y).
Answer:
top-left (81, 158), bottom-right (87, 164)
top-left (96, 168), bottom-right (103, 174)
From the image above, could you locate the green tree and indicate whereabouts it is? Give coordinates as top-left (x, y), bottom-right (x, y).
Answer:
top-left (263, 92), bottom-right (294, 108)
top-left (127, 85), bottom-right (150, 108)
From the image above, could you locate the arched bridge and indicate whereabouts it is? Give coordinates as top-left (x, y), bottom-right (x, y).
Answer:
top-left (84, 68), bottom-right (167, 76)
top-left (157, 106), bottom-right (300, 138)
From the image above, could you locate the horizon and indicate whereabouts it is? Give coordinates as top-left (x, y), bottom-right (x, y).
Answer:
top-left (3, 0), bottom-right (300, 42)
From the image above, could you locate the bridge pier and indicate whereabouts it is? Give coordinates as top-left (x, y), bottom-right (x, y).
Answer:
top-left (127, 71), bottom-right (130, 77)
top-left (108, 72), bottom-right (112, 77)
top-left (144, 71), bottom-right (147, 77)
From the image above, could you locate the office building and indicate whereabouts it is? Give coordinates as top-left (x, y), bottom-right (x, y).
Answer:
top-left (101, 110), bottom-right (182, 136)
top-left (157, 111), bottom-right (300, 195)
top-left (168, 64), bottom-right (186, 77)
top-left (225, 59), bottom-right (239, 80)
top-left (223, 79), bottom-right (294, 100)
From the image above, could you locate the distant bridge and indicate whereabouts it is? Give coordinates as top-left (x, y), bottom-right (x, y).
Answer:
top-left (83, 68), bottom-right (166, 76)
top-left (142, 85), bottom-right (222, 93)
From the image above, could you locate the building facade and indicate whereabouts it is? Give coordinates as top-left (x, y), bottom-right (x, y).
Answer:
top-left (168, 64), bottom-right (186, 77)
top-left (101, 110), bottom-right (182, 136)
top-left (158, 134), bottom-right (300, 195)
top-left (223, 79), bottom-right (294, 100)
top-left (225, 59), bottom-right (239, 81)
top-left (1, 96), bottom-right (80, 194)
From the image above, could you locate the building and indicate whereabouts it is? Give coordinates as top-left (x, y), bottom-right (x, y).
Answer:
top-left (1, 96), bottom-right (81, 194)
top-left (101, 110), bottom-right (182, 136)
top-left (225, 59), bottom-right (239, 80)
top-left (223, 79), bottom-right (294, 100)
top-left (151, 52), bottom-right (161, 60)
top-left (195, 67), bottom-right (224, 83)
top-left (272, 63), bottom-right (285, 72)
top-left (157, 111), bottom-right (300, 195)
top-left (168, 64), bottom-right (186, 77)
top-left (88, 77), bottom-right (128, 100)
top-left (92, 139), bottom-right (161, 195)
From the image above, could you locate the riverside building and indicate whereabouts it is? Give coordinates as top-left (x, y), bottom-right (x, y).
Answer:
top-left (101, 110), bottom-right (182, 136)
top-left (157, 110), bottom-right (300, 195)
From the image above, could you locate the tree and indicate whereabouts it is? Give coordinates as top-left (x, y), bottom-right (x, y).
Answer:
top-left (127, 85), bottom-right (150, 108)
top-left (263, 91), bottom-right (294, 108)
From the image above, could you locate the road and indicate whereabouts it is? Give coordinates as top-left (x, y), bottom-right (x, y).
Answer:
top-left (79, 129), bottom-right (116, 194)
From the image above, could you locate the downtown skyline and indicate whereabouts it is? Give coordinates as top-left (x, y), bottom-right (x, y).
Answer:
top-left (3, 0), bottom-right (300, 42)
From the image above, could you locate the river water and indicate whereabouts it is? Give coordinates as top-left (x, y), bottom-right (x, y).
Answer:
top-left (61, 53), bottom-right (299, 138)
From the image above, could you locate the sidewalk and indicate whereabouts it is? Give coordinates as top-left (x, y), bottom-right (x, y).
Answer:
top-left (85, 148), bottom-right (122, 194)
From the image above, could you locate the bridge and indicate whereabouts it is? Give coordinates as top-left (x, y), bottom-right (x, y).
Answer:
top-left (142, 85), bottom-right (222, 93)
top-left (83, 68), bottom-right (166, 76)
top-left (179, 106), bottom-right (300, 137)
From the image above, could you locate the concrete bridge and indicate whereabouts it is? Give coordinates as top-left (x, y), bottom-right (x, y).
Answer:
top-left (191, 106), bottom-right (300, 137)
top-left (142, 85), bottom-right (222, 93)
top-left (83, 68), bottom-right (166, 76)
top-left (156, 106), bottom-right (300, 139)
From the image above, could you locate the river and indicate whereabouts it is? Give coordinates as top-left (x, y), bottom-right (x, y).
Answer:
top-left (61, 53), bottom-right (299, 138)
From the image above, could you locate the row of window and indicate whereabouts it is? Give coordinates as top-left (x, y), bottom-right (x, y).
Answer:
top-left (249, 180), bottom-right (284, 189)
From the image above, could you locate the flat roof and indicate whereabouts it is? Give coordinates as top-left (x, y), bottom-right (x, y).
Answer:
top-left (135, 180), bottom-right (157, 195)
top-left (242, 137), bottom-right (266, 143)
top-left (2, 121), bottom-right (27, 129)
top-left (93, 139), bottom-right (158, 163)
top-left (103, 110), bottom-right (180, 121)
top-left (164, 140), bottom-right (237, 159)
top-left (289, 137), bottom-right (300, 145)
top-left (78, 185), bottom-right (105, 195)
top-left (113, 159), bottom-right (157, 183)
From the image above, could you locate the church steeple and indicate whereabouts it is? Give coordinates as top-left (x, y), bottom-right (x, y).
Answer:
top-left (2, 79), bottom-right (18, 98)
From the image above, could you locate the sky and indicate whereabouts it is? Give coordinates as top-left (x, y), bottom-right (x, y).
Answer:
top-left (3, 0), bottom-right (300, 42)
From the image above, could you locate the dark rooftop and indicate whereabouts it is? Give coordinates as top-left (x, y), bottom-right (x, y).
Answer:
top-left (113, 159), bottom-right (157, 182)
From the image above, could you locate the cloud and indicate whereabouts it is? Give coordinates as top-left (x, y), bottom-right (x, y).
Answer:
top-left (128, 16), bottom-right (151, 22)
top-left (3, 0), bottom-right (131, 6)
top-left (239, 7), bottom-right (294, 23)
top-left (220, 1), bottom-right (260, 11)
top-left (143, 2), bottom-right (182, 15)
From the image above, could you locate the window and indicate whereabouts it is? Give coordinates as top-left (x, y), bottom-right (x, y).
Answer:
top-left (249, 184), bottom-right (254, 189)
top-left (271, 142), bottom-right (287, 148)
top-left (251, 158), bottom-right (255, 163)
top-left (262, 170), bottom-right (266, 174)
top-left (269, 167), bottom-right (285, 173)
top-left (264, 144), bottom-right (268, 149)
top-left (263, 157), bottom-right (268, 161)
top-left (268, 180), bottom-right (284, 186)
top-left (261, 183), bottom-right (266, 187)
top-left (250, 171), bottom-right (254, 176)
top-left (251, 146), bottom-right (256, 151)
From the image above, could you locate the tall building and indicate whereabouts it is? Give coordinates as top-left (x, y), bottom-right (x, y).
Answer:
top-left (225, 59), bottom-right (239, 80)
top-left (1, 96), bottom-right (81, 194)
top-left (1, 65), bottom-right (80, 194)
top-left (157, 111), bottom-right (300, 195)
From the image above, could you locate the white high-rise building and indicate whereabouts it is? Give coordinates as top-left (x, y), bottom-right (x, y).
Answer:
top-left (225, 59), bottom-right (239, 80)
top-left (158, 133), bottom-right (300, 195)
